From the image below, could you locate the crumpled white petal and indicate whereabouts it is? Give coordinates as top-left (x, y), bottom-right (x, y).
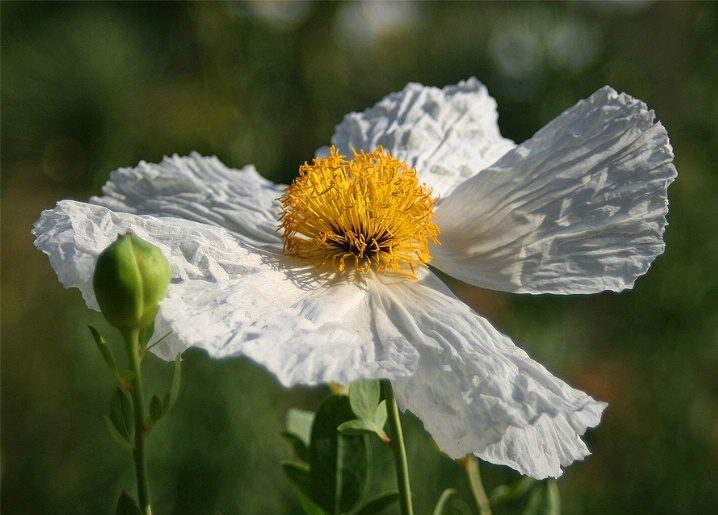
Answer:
top-left (32, 200), bottom-right (283, 311)
top-left (382, 270), bottom-right (606, 478)
top-left (158, 272), bottom-right (420, 386)
top-left (432, 86), bottom-right (677, 294)
top-left (92, 152), bottom-right (286, 248)
top-left (327, 77), bottom-right (515, 198)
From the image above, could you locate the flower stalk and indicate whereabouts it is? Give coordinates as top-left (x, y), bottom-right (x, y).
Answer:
top-left (382, 380), bottom-right (414, 515)
top-left (122, 327), bottom-right (153, 515)
top-left (462, 455), bottom-right (492, 515)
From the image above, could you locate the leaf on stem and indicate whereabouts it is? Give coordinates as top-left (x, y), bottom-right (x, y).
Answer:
top-left (282, 432), bottom-right (311, 464)
top-left (339, 380), bottom-right (390, 443)
top-left (283, 462), bottom-right (329, 515)
top-left (283, 408), bottom-right (315, 462)
top-left (338, 401), bottom-right (389, 443)
top-left (309, 395), bottom-right (370, 514)
top-left (164, 352), bottom-right (182, 415)
top-left (149, 393), bottom-right (164, 423)
top-left (147, 353), bottom-right (183, 426)
top-left (145, 330), bottom-right (173, 353)
top-left (286, 408), bottom-right (315, 447)
top-left (107, 387), bottom-right (134, 449)
top-left (348, 380), bottom-right (381, 420)
top-left (88, 326), bottom-right (124, 384)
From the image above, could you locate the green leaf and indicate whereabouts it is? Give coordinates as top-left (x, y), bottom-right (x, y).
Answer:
top-left (296, 490), bottom-right (330, 515)
top-left (164, 353), bottom-right (182, 415)
top-left (348, 380), bottom-right (381, 420)
top-left (283, 461), bottom-right (314, 497)
top-left (145, 330), bottom-right (173, 352)
top-left (282, 432), bottom-right (311, 463)
top-left (351, 491), bottom-right (400, 515)
top-left (338, 401), bottom-right (389, 443)
top-left (149, 393), bottom-right (164, 422)
top-left (104, 415), bottom-right (133, 450)
top-left (109, 387), bottom-right (134, 447)
top-left (431, 488), bottom-right (457, 515)
top-left (309, 394), bottom-right (369, 515)
top-left (372, 400), bottom-right (389, 442)
top-left (521, 481), bottom-right (561, 515)
top-left (88, 326), bottom-right (121, 380)
top-left (115, 490), bottom-right (143, 515)
top-left (286, 408), bottom-right (315, 447)
top-left (283, 461), bottom-right (329, 515)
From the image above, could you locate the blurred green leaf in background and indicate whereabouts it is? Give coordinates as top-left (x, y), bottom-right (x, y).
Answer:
top-left (2, 2), bottom-right (717, 514)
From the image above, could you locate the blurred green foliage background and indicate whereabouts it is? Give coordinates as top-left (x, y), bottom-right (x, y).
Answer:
top-left (2, 1), bottom-right (717, 514)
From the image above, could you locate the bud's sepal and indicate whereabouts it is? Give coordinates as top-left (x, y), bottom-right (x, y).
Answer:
top-left (93, 233), bottom-right (171, 329)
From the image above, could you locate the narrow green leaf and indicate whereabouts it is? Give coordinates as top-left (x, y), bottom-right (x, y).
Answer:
top-left (165, 353), bottom-right (182, 415)
top-left (348, 380), bottom-right (381, 420)
top-left (296, 490), bottom-right (330, 515)
top-left (352, 491), bottom-right (400, 515)
top-left (282, 461), bottom-right (314, 498)
top-left (109, 387), bottom-right (134, 444)
top-left (149, 393), bottom-right (164, 422)
top-left (431, 488), bottom-right (457, 515)
top-left (88, 326), bottom-right (121, 379)
top-left (104, 416), bottom-right (133, 450)
top-left (521, 481), bottom-right (561, 515)
top-left (145, 330), bottom-right (173, 352)
top-left (286, 408), bottom-right (315, 447)
top-left (309, 394), bottom-right (369, 515)
top-left (115, 490), bottom-right (143, 515)
top-left (281, 432), bottom-right (310, 463)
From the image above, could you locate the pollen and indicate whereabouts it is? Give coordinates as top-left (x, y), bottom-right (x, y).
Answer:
top-left (278, 146), bottom-right (440, 278)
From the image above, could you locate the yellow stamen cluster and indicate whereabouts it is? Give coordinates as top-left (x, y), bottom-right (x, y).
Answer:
top-left (279, 146), bottom-right (440, 278)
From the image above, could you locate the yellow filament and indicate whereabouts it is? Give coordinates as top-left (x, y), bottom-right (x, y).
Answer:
top-left (278, 146), bottom-right (440, 278)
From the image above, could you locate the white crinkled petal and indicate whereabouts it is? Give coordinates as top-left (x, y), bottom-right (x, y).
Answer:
top-left (91, 152), bottom-right (285, 248)
top-left (32, 199), bottom-right (283, 312)
top-left (326, 77), bottom-right (515, 198)
top-left (432, 86), bottom-right (677, 294)
top-left (158, 273), bottom-right (420, 386)
top-left (382, 270), bottom-right (606, 479)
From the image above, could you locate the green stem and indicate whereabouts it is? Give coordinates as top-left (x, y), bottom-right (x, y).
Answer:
top-left (463, 455), bottom-right (492, 515)
top-left (382, 380), bottom-right (414, 515)
top-left (122, 327), bottom-right (153, 515)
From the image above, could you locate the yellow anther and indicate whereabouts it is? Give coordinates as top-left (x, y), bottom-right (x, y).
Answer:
top-left (278, 146), bottom-right (440, 278)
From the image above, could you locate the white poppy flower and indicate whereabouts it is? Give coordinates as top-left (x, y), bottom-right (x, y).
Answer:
top-left (33, 78), bottom-right (676, 479)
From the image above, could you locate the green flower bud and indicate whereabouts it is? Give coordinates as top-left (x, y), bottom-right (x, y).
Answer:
top-left (93, 232), bottom-right (171, 328)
